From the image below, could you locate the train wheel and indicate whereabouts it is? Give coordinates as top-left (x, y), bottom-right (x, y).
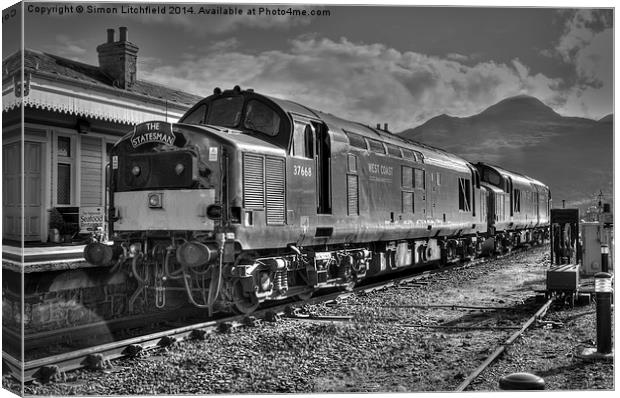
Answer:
top-left (231, 281), bottom-right (259, 314)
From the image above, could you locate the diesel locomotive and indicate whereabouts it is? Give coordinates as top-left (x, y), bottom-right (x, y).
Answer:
top-left (84, 86), bottom-right (550, 314)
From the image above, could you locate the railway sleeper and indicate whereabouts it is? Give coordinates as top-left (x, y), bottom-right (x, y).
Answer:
top-left (189, 329), bottom-right (208, 340)
top-left (158, 335), bottom-right (178, 348)
top-left (83, 353), bottom-right (112, 371)
top-left (123, 344), bottom-right (144, 357)
top-left (33, 365), bottom-right (64, 384)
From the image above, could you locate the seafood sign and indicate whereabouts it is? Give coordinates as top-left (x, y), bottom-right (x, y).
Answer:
top-left (79, 207), bottom-right (104, 233)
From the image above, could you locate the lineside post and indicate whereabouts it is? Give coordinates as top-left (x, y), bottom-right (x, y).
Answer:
top-left (595, 272), bottom-right (612, 354)
top-left (576, 272), bottom-right (613, 361)
top-left (600, 245), bottom-right (609, 273)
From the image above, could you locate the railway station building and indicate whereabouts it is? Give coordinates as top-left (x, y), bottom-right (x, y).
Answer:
top-left (2, 27), bottom-right (201, 261)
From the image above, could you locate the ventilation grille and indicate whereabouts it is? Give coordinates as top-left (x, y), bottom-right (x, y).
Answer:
top-left (265, 157), bottom-right (286, 225)
top-left (243, 153), bottom-right (265, 209)
top-left (347, 174), bottom-right (359, 215)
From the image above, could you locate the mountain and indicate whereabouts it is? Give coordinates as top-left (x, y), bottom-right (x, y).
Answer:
top-left (475, 95), bottom-right (563, 121)
top-left (400, 96), bottom-right (613, 209)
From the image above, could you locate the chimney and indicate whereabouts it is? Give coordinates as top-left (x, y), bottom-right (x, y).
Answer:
top-left (106, 28), bottom-right (114, 43)
top-left (119, 26), bottom-right (127, 41)
top-left (96, 26), bottom-right (138, 89)
top-left (383, 123), bottom-right (388, 131)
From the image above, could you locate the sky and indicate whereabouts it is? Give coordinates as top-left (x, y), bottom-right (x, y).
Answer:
top-left (2, 1), bottom-right (615, 131)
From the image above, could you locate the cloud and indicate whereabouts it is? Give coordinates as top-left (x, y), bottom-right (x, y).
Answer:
top-left (208, 38), bottom-right (240, 53)
top-left (446, 53), bottom-right (468, 62)
top-left (42, 34), bottom-right (87, 61)
top-left (553, 10), bottom-right (613, 118)
top-left (141, 37), bottom-right (565, 131)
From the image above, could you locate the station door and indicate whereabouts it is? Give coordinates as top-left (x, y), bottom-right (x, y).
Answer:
top-left (2, 141), bottom-right (43, 242)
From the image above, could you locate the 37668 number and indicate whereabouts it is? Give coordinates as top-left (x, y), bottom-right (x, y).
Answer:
top-left (293, 165), bottom-right (312, 177)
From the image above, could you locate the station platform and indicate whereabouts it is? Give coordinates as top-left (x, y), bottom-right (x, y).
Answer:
top-left (2, 244), bottom-right (92, 273)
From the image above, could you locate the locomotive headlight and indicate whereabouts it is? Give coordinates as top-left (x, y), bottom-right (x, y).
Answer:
top-left (148, 193), bottom-right (163, 209)
top-left (206, 204), bottom-right (222, 220)
top-left (175, 163), bottom-right (185, 175)
top-left (176, 241), bottom-right (219, 267)
top-left (129, 243), bottom-right (142, 256)
top-left (84, 242), bottom-right (116, 266)
top-left (132, 165), bottom-right (141, 176)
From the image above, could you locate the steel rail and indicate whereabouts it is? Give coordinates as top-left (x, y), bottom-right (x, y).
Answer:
top-left (4, 269), bottom-right (437, 383)
top-left (454, 297), bottom-right (555, 392)
top-left (13, 307), bottom-right (208, 349)
top-left (5, 245), bottom-right (540, 383)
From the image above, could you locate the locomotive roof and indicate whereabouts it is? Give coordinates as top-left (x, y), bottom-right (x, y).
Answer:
top-left (480, 182), bottom-right (506, 194)
top-left (479, 162), bottom-right (549, 191)
top-left (262, 92), bottom-right (473, 172)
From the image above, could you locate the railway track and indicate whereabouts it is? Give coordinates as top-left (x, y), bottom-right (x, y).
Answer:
top-left (455, 297), bottom-right (555, 391)
top-left (3, 307), bottom-right (213, 361)
top-left (3, 246), bottom-right (539, 384)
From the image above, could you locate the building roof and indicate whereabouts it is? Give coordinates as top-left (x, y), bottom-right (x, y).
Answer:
top-left (3, 49), bottom-right (203, 107)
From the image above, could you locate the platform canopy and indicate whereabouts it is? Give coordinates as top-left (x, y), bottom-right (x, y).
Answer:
top-left (2, 49), bottom-right (202, 125)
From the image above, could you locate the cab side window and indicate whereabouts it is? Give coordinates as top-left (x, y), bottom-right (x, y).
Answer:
top-left (291, 121), bottom-right (314, 159)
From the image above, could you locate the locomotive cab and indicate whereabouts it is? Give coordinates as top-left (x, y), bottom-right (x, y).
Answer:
top-left (476, 162), bottom-right (549, 250)
top-left (180, 86), bottom-right (292, 150)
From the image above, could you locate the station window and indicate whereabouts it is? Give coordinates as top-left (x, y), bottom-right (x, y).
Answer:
top-left (57, 164), bottom-right (71, 204)
top-left (58, 136), bottom-right (71, 157)
top-left (458, 177), bottom-right (471, 211)
top-left (56, 135), bottom-right (74, 205)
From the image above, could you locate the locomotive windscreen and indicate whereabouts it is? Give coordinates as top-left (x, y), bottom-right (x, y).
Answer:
top-left (116, 151), bottom-right (196, 191)
top-left (181, 96), bottom-right (244, 127)
top-left (483, 168), bottom-right (502, 186)
top-left (178, 89), bottom-right (294, 150)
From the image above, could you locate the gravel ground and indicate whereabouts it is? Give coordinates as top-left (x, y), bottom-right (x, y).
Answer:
top-left (469, 301), bottom-right (614, 390)
top-left (3, 245), bottom-right (614, 395)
